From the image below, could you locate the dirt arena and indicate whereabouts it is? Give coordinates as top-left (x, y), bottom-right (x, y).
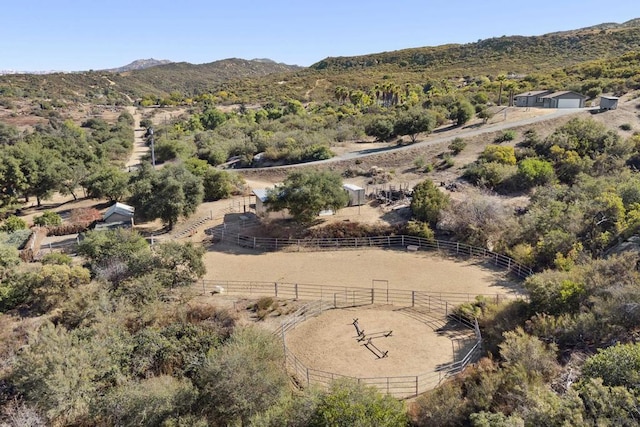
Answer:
top-left (285, 305), bottom-right (475, 380)
top-left (203, 244), bottom-right (521, 297)
top-left (204, 244), bottom-right (521, 389)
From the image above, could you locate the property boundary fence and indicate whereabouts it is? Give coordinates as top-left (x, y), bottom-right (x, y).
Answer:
top-left (208, 222), bottom-right (533, 279)
top-left (254, 285), bottom-right (486, 399)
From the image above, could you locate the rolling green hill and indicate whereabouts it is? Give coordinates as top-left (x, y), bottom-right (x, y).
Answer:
top-left (311, 19), bottom-right (640, 76)
top-left (0, 58), bottom-right (301, 104)
top-left (1, 19), bottom-right (639, 105)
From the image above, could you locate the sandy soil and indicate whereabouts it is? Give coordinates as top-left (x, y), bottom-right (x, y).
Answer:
top-left (285, 305), bottom-right (473, 380)
top-left (204, 244), bottom-right (521, 297)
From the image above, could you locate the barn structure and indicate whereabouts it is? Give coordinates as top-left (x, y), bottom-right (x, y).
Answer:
top-left (539, 91), bottom-right (587, 109)
top-left (343, 184), bottom-right (366, 207)
top-left (599, 95), bottom-right (619, 111)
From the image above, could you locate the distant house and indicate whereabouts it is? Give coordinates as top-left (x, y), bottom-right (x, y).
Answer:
top-left (599, 95), bottom-right (619, 111)
top-left (102, 202), bottom-right (135, 226)
top-left (343, 184), bottom-right (366, 206)
top-left (514, 90), bottom-right (553, 108)
top-left (539, 91), bottom-right (587, 109)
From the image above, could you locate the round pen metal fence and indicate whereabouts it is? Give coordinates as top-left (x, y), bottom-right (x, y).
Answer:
top-left (202, 280), bottom-right (496, 399)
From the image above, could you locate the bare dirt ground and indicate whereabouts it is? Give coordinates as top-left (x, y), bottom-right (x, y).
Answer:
top-left (204, 244), bottom-right (520, 297)
top-left (125, 107), bottom-right (148, 168)
top-left (285, 305), bottom-right (474, 382)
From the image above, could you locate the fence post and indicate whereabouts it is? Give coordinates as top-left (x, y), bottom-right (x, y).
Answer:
top-left (334, 293), bottom-right (337, 308)
top-left (253, 237), bottom-right (256, 249)
top-left (306, 368), bottom-right (310, 387)
top-left (401, 235), bottom-right (404, 246)
top-left (456, 242), bottom-right (459, 254)
top-left (275, 238), bottom-right (278, 250)
top-left (445, 301), bottom-right (448, 317)
top-left (275, 282), bottom-right (278, 297)
top-left (202, 279), bottom-right (205, 296)
top-left (415, 376), bottom-right (419, 397)
top-left (412, 290), bottom-right (415, 307)
top-left (371, 288), bottom-right (374, 304)
top-left (295, 283), bottom-right (298, 300)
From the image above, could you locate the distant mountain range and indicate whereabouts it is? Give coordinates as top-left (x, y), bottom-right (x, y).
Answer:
top-left (0, 18), bottom-right (639, 103)
top-left (0, 57), bottom-right (296, 76)
top-left (103, 58), bottom-right (174, 73)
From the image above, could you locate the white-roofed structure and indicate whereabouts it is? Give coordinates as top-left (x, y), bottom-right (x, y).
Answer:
top-left (252, 189), bottom-right (270, 216)
top-left (343, 183), bottom-right (366, 206)
top-left (599, 95), bottom-right (619, 111)
top-left (103, 202), bottom-right (135, 225)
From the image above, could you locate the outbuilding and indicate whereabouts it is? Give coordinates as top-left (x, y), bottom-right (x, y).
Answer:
top-left (252, 189), bottom-right (270, 216)
top-left (599, 95), bottom-right (619, 111)
top-left (103, 202), bottom-right (134, 225)
top-left (540, 91), bottom-right (587, 109)
top-left (252, 188), bottom-right (292, 219)
top-left (343, 183), bottom-right (366, 207)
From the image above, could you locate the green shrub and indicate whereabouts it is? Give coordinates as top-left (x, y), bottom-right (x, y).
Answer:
top-left (0, 215), bottom-right (27, 233)
top-left (517, 158), bottom-right (556, 188)
top-left (448, 138), bottom-right (467, 155)
top-left (463, 162), bottom-right (518, 188)
top-left (33, 211), bottom-right (62, 227)
top-left (405, 220), bottom-right (435, 240)
top-left (0, 229), bottom-right (32, 249)
top-left (494, 130), bottom-right (516, 143)
top-left (620, 123), bottom-right (632, 131)
top-left (41, 252), bottom-right (73, 266)
top-left (582, 343), bottom-right (640, 389)
top-left (480, 145), bottom-right (517, 165)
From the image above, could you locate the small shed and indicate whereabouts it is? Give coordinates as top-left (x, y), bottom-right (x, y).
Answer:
top-left (103, 202), bottom-right (134, 225)
top-left (253, 189), bottom-right (269, 216)
top-left (513, 90), bottom-right (552, 108)
top-left (343, 183), bottom-right (366, 206)
top-left (599, 95), bottom-right (619, 111)
top-left (540, 91), bottom-right (587, 109)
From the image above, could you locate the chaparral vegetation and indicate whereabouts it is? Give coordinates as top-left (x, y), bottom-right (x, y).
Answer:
top-left (3, 17), bottom-right (640, 426)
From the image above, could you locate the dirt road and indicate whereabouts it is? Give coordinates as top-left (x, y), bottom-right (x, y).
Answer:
top-left (125, 106), bottom-right (149, 169)
top-left (250, 107), bottom-right (591, 170)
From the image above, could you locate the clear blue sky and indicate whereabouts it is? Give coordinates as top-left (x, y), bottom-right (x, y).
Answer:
top-left (1, 0), bottom-right (638, 71)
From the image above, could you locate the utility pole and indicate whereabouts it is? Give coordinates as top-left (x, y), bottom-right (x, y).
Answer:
top-left (149, 127), bottom-right (156, 167)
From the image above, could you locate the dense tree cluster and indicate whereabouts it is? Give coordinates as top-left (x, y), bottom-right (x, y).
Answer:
top-left (0, 230), bottom-right (407, 425)
top-left (0, 113), bottom-right (134, 213)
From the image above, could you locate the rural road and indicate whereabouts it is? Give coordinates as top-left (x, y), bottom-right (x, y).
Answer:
top-left (122, 105), bottom-right (590, 171)
top-left (125, 106), bottom-right (149, 169)
top-left (250, 107), bottom-right (592, 170)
